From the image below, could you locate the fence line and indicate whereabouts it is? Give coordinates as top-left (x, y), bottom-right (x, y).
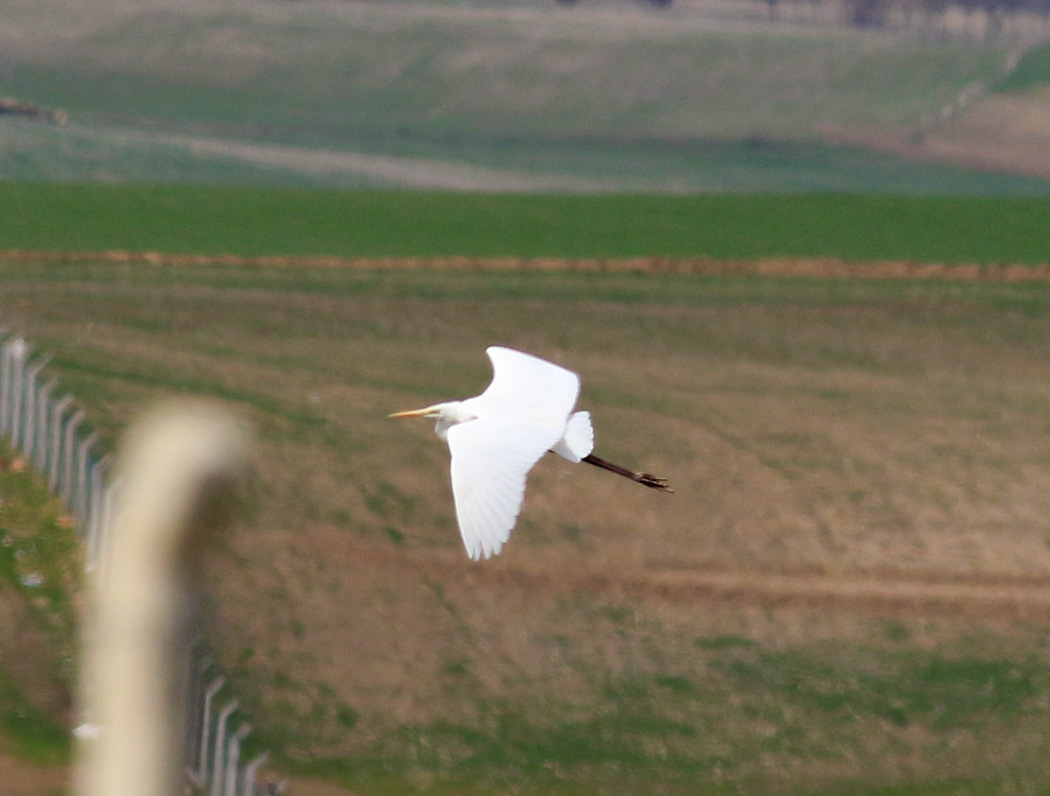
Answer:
top-left (0, 331), bottom-right (267, 796)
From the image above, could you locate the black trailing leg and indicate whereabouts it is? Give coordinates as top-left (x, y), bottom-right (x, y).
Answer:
top-left (582, 454), bottom-right (673, 493)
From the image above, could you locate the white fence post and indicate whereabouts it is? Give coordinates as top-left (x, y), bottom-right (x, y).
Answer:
top-left (9, 341), bottom-right (29, 448)
top-left (49, 395), bottom-right (74, 492)
top-left (224, 723), bottom-right (252, 796)
top-left (0, 340), bottom-right (11, 434)
top-left (2, 338), bottom-right (29, 437)
top-left (22, 357), bottom-right (51, 462)
top-left (194, 677), bottom-right (226, 787)
top-left (184, 647), bottom-right (212, 775)
top-left (36, 378), bottom-right (58, 472)
top-left (93, 478), bottom-right (122, 585)
top-left (212, 700), bottom-right (240, 796)
top-left (21, 360), bottom-right (37, 458)
top-left (242, 754), bottom-right (269, 796)
top-left (85, 456), bottom-right (110, 567)
top-left (75, 432), bottom-right (100, 530)
top-left (61, 409), bottom-right (86, 506)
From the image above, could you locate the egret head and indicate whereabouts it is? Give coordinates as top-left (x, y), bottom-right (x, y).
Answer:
top-left (390, 401), bottom-right (476, 441)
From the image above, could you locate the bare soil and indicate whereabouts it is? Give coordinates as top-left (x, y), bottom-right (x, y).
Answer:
top-left (0, 751), bottom-right (66, 796)
top-left (0, 583), bottom-right (71, 726)
top-left (823, 87), bottom-right (1050, 181)
top-left (3, 250), bottom-right (1050, 281)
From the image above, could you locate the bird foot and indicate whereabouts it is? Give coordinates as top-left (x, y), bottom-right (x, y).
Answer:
top-left (634, 472), bottom-right (674, 493)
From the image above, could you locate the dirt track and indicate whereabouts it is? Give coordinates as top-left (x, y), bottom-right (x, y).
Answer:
top-left (605, 567), bottom-right (1050, 621)
top-left (823, 88), bottom-right (1050, 183)
top-left (4, 250), bottom-right (1050, 281)
top-left (328, 535), bottom-right (1050, 624)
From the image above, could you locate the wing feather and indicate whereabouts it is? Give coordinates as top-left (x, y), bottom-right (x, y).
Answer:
top-left (477, 347), bottom-right (580, 432)
top-left (447, 415), bottom-right (560, 560)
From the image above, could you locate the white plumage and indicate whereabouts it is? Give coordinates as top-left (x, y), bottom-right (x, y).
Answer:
top-left (391, 346), bottom-right (670, 560)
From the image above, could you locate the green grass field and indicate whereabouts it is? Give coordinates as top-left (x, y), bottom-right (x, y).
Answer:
top-left (4, 183), bottom-right (1050, 262)
top-left (3, 241), bottom-right (1050, 794)
top-left (994, 41), bottom-right (1050, 92)
top-left (3, 0), bottom-right (1049, 192)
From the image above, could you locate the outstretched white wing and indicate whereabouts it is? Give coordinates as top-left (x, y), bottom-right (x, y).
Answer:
top-left (447, 414), bottom-right (561, 560)
top-left (477, 347), bottom-right (581, 431)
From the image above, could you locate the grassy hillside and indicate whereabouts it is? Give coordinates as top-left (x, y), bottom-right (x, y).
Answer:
top-left (2, 0), bottom-right (1006, 139)
top-left (4, 184), bottom-right (1050, 262)
top-left (995, 41), bottom-right (1050, 91)
top-left (2, 0), bottom-right (1047, 191)
top-left (3, 255), bottom-right (1050, 794)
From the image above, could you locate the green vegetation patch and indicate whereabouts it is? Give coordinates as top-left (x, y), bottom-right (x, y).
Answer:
top-left (0, 668), bottom-right (69, 765)
top-left (995, 42), bottom-right (1050, 92)
top-left (0, 445), bottom-right (81, 764)
top-left (281, 636), bottom-right (1050, 796)
top-left (3, 185), bottom-right (1050, 263)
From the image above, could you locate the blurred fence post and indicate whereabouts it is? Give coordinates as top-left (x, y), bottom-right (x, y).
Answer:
top-left (0, 332), bottom-right (267, 796)
top-left (76, 404), bottom-right (249, 796)
top-left (242, 754), bottom-right (270, 796)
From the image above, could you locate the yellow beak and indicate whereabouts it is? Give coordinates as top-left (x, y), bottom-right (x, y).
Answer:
top-left (388, 407), bottom-right (434, 419)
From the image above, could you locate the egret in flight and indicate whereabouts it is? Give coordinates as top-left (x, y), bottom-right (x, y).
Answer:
top-left (390, 346), bottom-right (671, 560)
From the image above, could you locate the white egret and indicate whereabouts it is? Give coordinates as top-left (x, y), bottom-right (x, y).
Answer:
top-left (390, 346), bottom-right (671, 560)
